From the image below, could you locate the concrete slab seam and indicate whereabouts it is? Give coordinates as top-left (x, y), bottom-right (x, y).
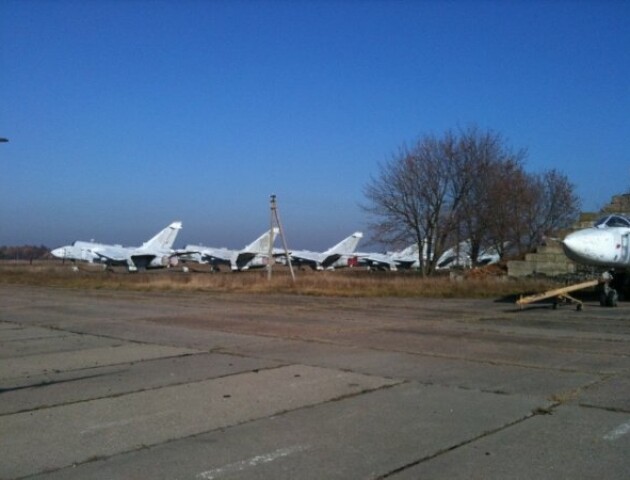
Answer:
top-left (24, 381), bottom-right (404, 478)
top-left (0, 361), bottom-right (293, 416)
top-left (376, 402), bottom-right (560, 479)
top-left (579, 402), bottom-right (630, 415)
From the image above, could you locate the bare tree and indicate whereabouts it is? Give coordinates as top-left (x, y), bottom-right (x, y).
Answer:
top-left (364, 127), bottom-right (580, 272)
top-left (455, 127), bottom-right (528, 264)
top-left (482, 160), bottom-right (532, 258)
top-left (364, 144), bottom-right (429, 274)
top-left (363, 132), bottom-right (470, 274)
top-left (519, 169), bottom-right (581, 253)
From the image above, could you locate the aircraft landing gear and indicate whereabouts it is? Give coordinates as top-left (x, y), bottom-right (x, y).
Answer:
top-left (598, 272), bottom-right (619, 307)
top-left (599, 286), bottom-right (619, 307)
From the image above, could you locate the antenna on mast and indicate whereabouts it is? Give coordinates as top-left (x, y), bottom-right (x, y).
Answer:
top-left (268, 194), bottom-right (295, 282)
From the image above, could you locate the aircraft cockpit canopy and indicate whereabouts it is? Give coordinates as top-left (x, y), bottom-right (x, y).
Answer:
top-left (594, 214), bottom-right (630, 228)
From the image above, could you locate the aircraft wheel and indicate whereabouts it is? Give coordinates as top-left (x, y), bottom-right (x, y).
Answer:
top-left (599, 290), bottom-right (608, 307)
top-left (606, 289), bottom-right (619, 307)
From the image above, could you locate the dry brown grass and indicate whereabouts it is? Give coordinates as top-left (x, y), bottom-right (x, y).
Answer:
top-left (0, 260), bottom-right (564, 299)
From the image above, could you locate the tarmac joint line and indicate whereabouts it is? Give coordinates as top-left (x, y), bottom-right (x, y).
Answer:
top-left (376, 401), bottom-right (559, 479)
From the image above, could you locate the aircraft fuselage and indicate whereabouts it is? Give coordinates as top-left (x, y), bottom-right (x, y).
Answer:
top-left (562, 218), bottom-right (630, 269)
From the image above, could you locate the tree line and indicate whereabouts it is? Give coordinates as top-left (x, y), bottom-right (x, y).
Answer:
top-left (363, 126), bottom-right (580, 275)
top-left (0, 245), bottom-right (50, 260)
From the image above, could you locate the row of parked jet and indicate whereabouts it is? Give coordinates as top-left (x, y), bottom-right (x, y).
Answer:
top-left (51, 213), bottom-right (630, 276)
top-left (50, 220), bottom-right (501, 273)
top-left (51, 221), bottom-right (365, 272)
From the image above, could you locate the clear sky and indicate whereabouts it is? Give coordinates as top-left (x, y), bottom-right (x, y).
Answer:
top-left (1, 0), bottom-right (628, 249)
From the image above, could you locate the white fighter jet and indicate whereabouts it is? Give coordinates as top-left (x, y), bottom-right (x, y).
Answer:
top-left (562, 214), bottom-right (630, 269)
top-left (435, 240), bottom-right (504, 270)
top-left (182, 228), bottom-right (279, 271)
top-left (357, 244), bottom-right (420, 271)
top-left (288, 232), bottom-right (363, 270)
top-left (51, 221), bottom-right (183, 272)
top-left (562, 214), bottom-right (630, 305)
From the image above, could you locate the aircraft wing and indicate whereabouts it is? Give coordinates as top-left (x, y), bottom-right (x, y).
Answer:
top-left (91, 245), bottom-right (133, 262)
top-left (360, 252), bottom-right (397, 270)
top-left (181, 245), bottom-right (232, 264)
top-left (173, 248), bottom-right (199, 257)
top-left (287, 250), bottom-right (324, 269)
top-left (320, 253), bottom-right (342, 268)
top-left (289, 250), bottom-right (319, 263)
top-left (201, 248), bottom-right (233, 263)
top-left (234, 251), bottom-right (257, 270)
top-left (394, 258), bottom-right (417, 269)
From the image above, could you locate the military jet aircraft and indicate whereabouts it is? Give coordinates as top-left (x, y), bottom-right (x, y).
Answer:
top-left (182, 228), bottom-right (279, 271)
top-left (562, 214), bottom-right (630, 304)
top-left (51, 221), bottom-right (183, 272)
top-left (357, 244), bottom-right (420, 271)
top-left (563, 214), bottom-right (630, 268)
top-left (435, 240), bottom-right (504, 270)
top-left (288, 232), bottom-right (363, 270)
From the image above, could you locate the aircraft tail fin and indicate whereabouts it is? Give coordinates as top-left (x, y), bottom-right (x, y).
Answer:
top-left (243, 228), bottom-right (279, 254)
top-left (398, 243), bottom-right (418, 257)
top-left (141, 221), bottom-right (182, 250)
top-left (324, 232), bottom-right (363, 256)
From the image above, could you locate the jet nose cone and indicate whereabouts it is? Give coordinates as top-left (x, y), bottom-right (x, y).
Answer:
top-left (562, 229), bottom-right (616, 266)
top-left (51, 247), bottom-right (66, 258)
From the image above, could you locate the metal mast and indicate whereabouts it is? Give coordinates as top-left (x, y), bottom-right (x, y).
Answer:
top-left (268, 194), bottom-right (295, 282)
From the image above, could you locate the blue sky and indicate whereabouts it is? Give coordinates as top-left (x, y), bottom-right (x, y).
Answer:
top-left (1, 0), bottom-right (629, 249)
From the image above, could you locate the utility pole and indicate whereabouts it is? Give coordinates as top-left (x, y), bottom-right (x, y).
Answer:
top-left (267, 194), bottom-right (295, 282)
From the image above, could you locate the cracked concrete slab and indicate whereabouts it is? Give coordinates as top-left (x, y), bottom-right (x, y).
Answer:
top-left (0, 323), bottom-right (70, 341)
top-left (577, 374), bottom-right (630, 412)
top-left (222, 337), bottom-right (600, 398)
top-left (0, 343), bottom-right (200, 380)
top-left (1, 364), bottom-right (398, 479)
top-left (390, 405), bottom-right (630, 480)
top-left (0, 352), bottom-right (284, 415)
top-left (30, 382), bottom-right (547, 480)
top-left (0, 331), bottom-right (124, 359)
top-left (1, 285), bottom-right (628, 479)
